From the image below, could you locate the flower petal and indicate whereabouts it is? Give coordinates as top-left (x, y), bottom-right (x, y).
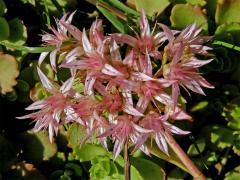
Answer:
top-left (37, 67), bottom-right (56, 92)
top-left (101, 64), bottom-right (123, 76)
top-left (82, 28), bottom-right (93, 55)
top-left (111, 33), bottom-right (137, 48)
top-left (25, 100), bottom-right (47, 110)
top-left (123, 103), bottom-right (144, 116)
top-left (140, 9), bottom-right (150, 37)
top-left (38, 52), bottom-right (49, 66)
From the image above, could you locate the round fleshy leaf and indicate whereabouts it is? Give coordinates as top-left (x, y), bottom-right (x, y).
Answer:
top-left (215, 22), bottom-right (240, 43)
top-left (19, 131), bottom-right (57, 164)
top-left (0, 17), bottom-right (10, 40)
top-left (186, 0), bottom-right (206, 6)
top-left (215, 0), bottom-right (240, 25)
top-left (6, 18), bottom-right (27, 45)
top-left (0, 53), bottom-right (19, 94)
top-left (0, 0), bottom-right (7, 16)
top-left (170, 4), bottom-right (208, 31)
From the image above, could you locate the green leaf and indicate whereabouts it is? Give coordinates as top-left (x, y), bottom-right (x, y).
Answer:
top-left (215, 22), bottom-right (240, 43)
top-left (131, 157), bottom-right (166, 180)
top-left (65, 163), bottom-right (83, 177)
top-left (73, 144), bottom-right (108, 162)
top-left (187, 139), bottom-right (206, 156)
top-left (190, 101), bottom-right (208, 112)
top-left (67, 124), bottom-right (86, 148)
top-left (146, 141), bottom-right (188, 173)
top-left (170, 4), bottom-right (208, 31)
top-left (6, 18), bottom-right (27, 45)
top-left (215, 0), bottom-right (240, 25)
top-left (97, 4), bottom-right (125, 33)
top-left (106, 0), bottom-right (139, 16)
top-left (0, 17), bottom-right (10, 40)
top-left (224, 166), bottom-right (240, 180)
top-left (228, 107), bottom-right (240, 130)
top-left (186, 0), bottom-right (206, 6)
top-left (16, 79), bottom-right (30, 92)
top-left (19, 131), bottom-right (57, 164)
top-left (168, 167), bottom-right (187, 180)
top-left (0, 0), bottom-right (7, 16)
top-left (133, 0), bottom-right (170, 16)
top-left (0, 53), bottom-right (19, 94)
top-left (210, 125), bottom-right (234, 149)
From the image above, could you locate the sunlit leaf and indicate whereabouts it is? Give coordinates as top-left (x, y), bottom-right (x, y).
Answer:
top-left (131, 0), bottom-right (170, 16)
top-left (215, 22), bottom-right (240, 43)
top-left (215, 0), bottom-right (240, 25)
top-left (190, 101), bottom-right (208, 112)
top-left (67, 124), bottom-right (86, 148)
top-left (170, 4), bottom-right (208, 31)
top-left (131, 157), bottom-right (166, 180)
top-left (224, 165), bottom-right (240, 180)
top-left (186, 0), bottom-right (206, 6)
top-left (97, 4), bottom-right (125, 33)
top-left (0, 53), bottom-right (19, 94)
top-left (210, 125), bottom-right (234, 149)
top-left (73, 143), bottom-right (108, 162)
top-left (187, 139), bottom-right (206, 156)
top-left (146, 141), bottom-right (188, 173)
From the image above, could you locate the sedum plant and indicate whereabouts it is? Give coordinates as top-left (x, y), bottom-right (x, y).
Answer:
top-left (18, 9), bottom-right (214, 179)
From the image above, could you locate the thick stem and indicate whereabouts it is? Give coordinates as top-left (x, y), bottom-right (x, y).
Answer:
top-left (164, 132), bottom-right (206, 180)
top-left (124, 141), bottom-right (130, 180)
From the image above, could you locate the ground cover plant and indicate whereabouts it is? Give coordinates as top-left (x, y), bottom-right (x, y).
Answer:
top-left (0, 0), bottom-right (240, 180)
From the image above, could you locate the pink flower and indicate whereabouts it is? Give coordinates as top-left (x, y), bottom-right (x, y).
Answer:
top-left (135, 112), bottom-right (190, 154)
top-left (17, 68), bottom-right (74, 142)
top-left (99, 114), bottom-right (151, 158)
top-left (111, 9), bottom-right (168, 59)
top-left (159, 23), bottom-right (214, 106)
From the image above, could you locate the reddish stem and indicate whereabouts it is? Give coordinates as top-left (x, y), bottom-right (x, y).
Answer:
top-left (164, 132), bottom-right (206, 180)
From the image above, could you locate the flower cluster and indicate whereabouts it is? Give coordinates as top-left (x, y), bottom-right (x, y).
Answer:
top-left (18, 10), bottom-right (213, 158)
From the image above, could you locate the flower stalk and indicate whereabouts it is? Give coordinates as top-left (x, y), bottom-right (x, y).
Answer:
top-left (164, 132), bottom-right (206, 180)
top-left (124, 141), bottom-right (131, 180)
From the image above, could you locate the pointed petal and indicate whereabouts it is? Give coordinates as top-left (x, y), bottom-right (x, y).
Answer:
top-left (101, 64), bottom-right (123, 76)
top-left (82, 28), bottom-right (93, 54)
top-left (37, 67), bottom-right (56, 92)
top-left (144, 51), bottom-right (152, 75)
top-left (140, 9), bottom-right (150, 37)
top-left (165, 122), bottom-right (191, 135)
top-left (113, 139), bottom-right (124, 159)
top-left (131, 72), bottom-right (154, 81)
top-left (111, 33), bottom-right (137, 48)
top-left (158, 23), bottom-right (174, 42)
top-left (60, 21), bottom-right (82, 41)
top-left (123, 103), bottom-right (144, 116)
top-left (122, 90), bottom-right (133, 105)
top-left (50, 49), bottom-right (58, 72)
top-left (110, 40), bottom-right (121, 61)
top-left (155, 133), bottom-right (168, 155)
top-left (123, 50), bottom-right (134, 67)
top-left (60, 76), bottom-right (74, 94)
top-left (48, 123), bottom-right (54, 143)
top-left (136, 96), bottom-right (149, 114)
top-left (84, 73), bottom-right (96, 95)
top-left (154, 93), bottom-right (172, 105)
top-left (25, 100), bottom-right (47, 110)
top-left (132, 122), bottom-right (153, 133)
top-left (183, 59), bottom-right (213, 68)
top-left (38, 52), bottom-right (49, 66)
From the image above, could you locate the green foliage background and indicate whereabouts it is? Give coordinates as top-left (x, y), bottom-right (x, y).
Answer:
top-left (0, 0), bottom-right (240, 179)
